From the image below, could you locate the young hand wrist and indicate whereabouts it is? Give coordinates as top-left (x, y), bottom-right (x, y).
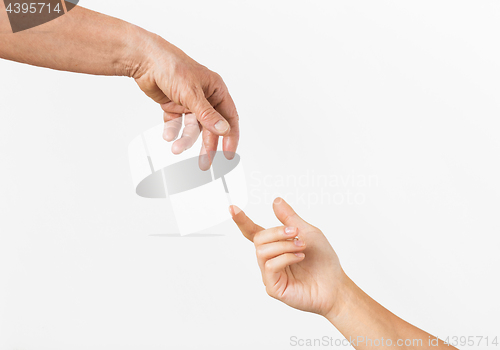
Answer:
top-left (323, 271), bottom-right (357, 325)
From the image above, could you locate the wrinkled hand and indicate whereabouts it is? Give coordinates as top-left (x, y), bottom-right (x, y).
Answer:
top-left (134, 35), bottom-right (239, 170)
top-left (230, 198), bottom-right (347, 318)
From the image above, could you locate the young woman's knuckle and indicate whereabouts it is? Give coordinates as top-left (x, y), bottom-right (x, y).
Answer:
top-left (255, 246), bottom-right (264, 258)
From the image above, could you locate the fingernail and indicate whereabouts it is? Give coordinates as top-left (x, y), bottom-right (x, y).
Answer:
top-left (214, 120), bottom-right (229, 133)
top-left (294, 252), bottom-right (305, 258)
top-left (229, 205), bottom-right (242, 217)
top-left (273, 197), bottom-right (283, 205)
top-left (294, 239), bottom-right (305, 247)
top-left (284, 227), bottom-right (296, 235)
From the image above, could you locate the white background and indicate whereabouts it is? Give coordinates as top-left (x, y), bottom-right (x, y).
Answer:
top-left (1, 1), bottom-right (499, 349)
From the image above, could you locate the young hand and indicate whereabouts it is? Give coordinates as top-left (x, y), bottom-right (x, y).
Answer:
top-left (232, 199), bottom-right (459, 350)
top-left (230, 198), bottom-right (346, 318)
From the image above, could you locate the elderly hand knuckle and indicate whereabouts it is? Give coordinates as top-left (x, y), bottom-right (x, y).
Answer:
top-left (199, 108), bottom-right (215, 122)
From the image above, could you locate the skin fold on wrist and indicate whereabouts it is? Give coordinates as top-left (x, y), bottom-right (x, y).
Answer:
top-left (323, 271), bottom-right (355, 324)
top-left (114, 24), bottom-right (155, 79)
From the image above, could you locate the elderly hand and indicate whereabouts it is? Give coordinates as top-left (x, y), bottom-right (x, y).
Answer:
top-left (133, 35), bottom-right (239, 170)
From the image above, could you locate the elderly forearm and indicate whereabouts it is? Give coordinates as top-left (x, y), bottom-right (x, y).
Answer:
top-left (0, 6), bottom-right (151, 77)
